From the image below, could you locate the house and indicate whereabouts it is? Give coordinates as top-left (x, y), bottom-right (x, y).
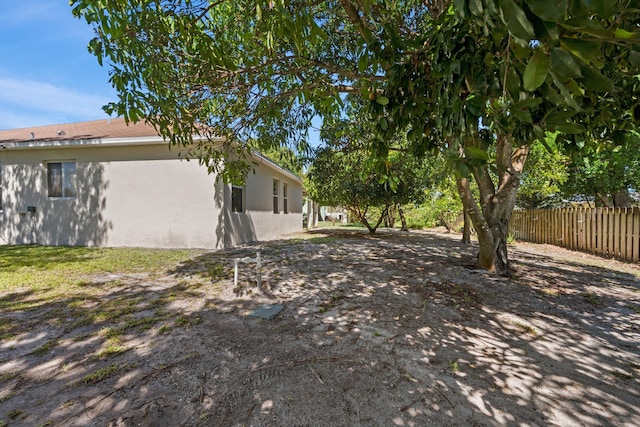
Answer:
top-left (0, 118), bottom-right (303, 249)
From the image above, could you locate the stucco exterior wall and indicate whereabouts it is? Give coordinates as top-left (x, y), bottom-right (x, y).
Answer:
top-left (0, 142), bottom-right (303, 249)
top-left (222, 159), bottom-right (303, 247)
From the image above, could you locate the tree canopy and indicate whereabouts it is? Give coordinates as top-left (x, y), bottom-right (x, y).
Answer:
top-left (72, 0), bottom-right (640, 274)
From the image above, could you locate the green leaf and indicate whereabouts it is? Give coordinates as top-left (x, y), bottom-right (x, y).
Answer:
top-left (504, 66), bottom-right (521, 99)
top-left (380, 117), bottom-right (389, 131)
top-left (376, 96), bottom-right (390, 106)
top-left (465, 146), bottom-right (490, 161)
top-left (512, 98), bottom-right (543, 109)
top-left (469, 0), bottom-right (484, 16)
top-left (550, 72), bottom-right (582, 110)
top-left (500, 0), bottom-right (535, 42)
top-left (578, 65), bottom-right (614, 93)
top-left (550, 122), bottom-right (585, 134)
top-left (523, 51), bottom-right (550, 91)
top-left (453, 0), bottom-right (467, 18)
top-left (545, 110), bottom-right (578, 124)
top-left (581, 0), bottom-right (616, 18)
top-left (614, 29), bottom-right (640, 40)
top-left (455, 160), bottom-right (473, 178)
top-left (511, 107), bottom-right (533, 123)
top-left (560, 39), bottom-right (604, 68)
top-left (527, 0), bottom-right (568, 22)
top-left (550, 48), bottom-right (582, 79)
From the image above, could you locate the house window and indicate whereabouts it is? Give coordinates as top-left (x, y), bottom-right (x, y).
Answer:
top-left (283, 183), bottom-right (288, 214)
top-left (0, 163), bottom-right (3, 211)
top-left (231, 185), bottom-right (244, 213)
top-left (47, 162), bottom-right (77, 198)
top-left (273, 178), bottom-right (279, 214)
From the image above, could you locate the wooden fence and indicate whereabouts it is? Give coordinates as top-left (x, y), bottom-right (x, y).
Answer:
top-left (509, 207), bottom-right (640, 262)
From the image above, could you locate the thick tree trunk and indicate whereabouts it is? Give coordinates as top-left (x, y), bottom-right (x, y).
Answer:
top-left (398, 204), bottom-right (409, 231)
top-left (455, 135), bottom-right (528, 276)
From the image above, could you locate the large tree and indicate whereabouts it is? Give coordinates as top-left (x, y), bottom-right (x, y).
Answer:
top-left (72, 0), bottom-right (640, 274)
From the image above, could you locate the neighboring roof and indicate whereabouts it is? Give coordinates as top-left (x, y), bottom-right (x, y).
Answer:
top-left (0, 117), bottom-right (159, 143)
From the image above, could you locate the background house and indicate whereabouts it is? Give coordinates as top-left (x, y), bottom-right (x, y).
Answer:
top-left (0, 118), bottom-right (303, 249)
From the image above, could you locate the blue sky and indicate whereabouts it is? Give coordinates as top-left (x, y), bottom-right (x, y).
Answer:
top-left (0, 2), bottom-right (115, 130)
top-left (0, 2), bottom-right (322, 147)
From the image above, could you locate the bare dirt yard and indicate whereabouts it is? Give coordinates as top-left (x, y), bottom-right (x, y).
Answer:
top-left (1, 228), bottom-right (639, 426)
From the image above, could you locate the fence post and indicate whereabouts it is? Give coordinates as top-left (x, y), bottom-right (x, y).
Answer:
top-left (633, 208), bottom-right (640, 262)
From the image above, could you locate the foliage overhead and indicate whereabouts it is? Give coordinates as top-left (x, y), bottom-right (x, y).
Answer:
top-left (71, 0), bottom-right (640, 164)
top-left (562, 130), bottom-right (640, 207)
top-left (71, 0), bottom-right (640, 272)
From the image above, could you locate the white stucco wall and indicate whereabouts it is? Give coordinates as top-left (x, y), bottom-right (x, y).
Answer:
top-left (0, 141), bottom-right (303, 249)
top-left (222, 159), bottom-right (304, 247)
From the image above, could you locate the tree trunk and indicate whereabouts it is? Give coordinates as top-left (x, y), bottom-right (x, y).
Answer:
top-left (455, 134), bottom-right (528, 276)
top-left (613, 188), bottom-right (632, 208)
top-left (439, 212), bottom-right (453, 233)
top-left (398, 204), bottom-right (409, 231)
top-left (461, 209), bottom-right (471, 244)
top-left (354, 205), bottom-right (388, 234)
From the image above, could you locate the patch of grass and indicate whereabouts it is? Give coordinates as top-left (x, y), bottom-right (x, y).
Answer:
top-left (174, 314), bottom-right (201, 328)
top-left (92, 338), bottom-right (129, 360)
top-left (31, 339), bottom-right (58, 356)
top-left (448, 360), bottom-right (459, 373)
top-left (0, 245), bottom-right (201, 293)
top-left (0, 372), bottom-right (20, 383)
top-left (511, 320), bottom-right (538, 336)
top-left (0, 319), bottom-right (19, 341)
top-left (7, 409), bottom-right (23, 420)
top-left (158, 324), bottom-right (172, 334)
top-left (540, 287), bottom-right (559, 296)
top-left (582, 292), bottom-right (601, 306)
top-left (73, 363), bottom-right (130, 386)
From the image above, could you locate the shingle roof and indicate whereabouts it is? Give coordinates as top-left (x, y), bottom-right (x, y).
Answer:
top-left (0, 118), bottom-right (159, 143)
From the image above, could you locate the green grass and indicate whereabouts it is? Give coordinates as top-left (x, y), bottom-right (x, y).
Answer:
top-left (0, 246), bottom-right (205, 346)
top-left (0, 245), bottom-right (201, 292)
top-left (73, 363), bottom-right (131, 386)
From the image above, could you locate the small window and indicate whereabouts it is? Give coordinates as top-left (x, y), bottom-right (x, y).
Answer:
top-left (273, 178), bottom-right (279, 214)
top-left (283, 183), bottom-right (288, 214)
top-left (47, 162), bottom-right (77, 198)
top-left (231, 185), bottom-right (244, 213)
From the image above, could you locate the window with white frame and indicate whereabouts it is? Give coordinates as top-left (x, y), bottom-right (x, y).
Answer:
top-left (273, 178), bottom-right (279, 214)
top-left (231, 185), bottom-right (244, 213)
top-left (283, 183), bottom-right (288, 214)
top-left (47, 161), bottom-right (77, 198)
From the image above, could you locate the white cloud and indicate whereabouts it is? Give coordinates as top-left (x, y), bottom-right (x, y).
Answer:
top-left (0, 2), bottom-right (64, 29)
top-left (0, 76), bottom-right (113, 128)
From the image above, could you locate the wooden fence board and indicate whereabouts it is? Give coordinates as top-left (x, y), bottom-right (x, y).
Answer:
top-left (631, 208), bottom-right (640, 262)
top-left (509, 207), bottom-right (640, 262)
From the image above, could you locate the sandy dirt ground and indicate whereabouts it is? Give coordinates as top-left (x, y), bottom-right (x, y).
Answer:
top-left (1, 228), bottom-right (639, 426)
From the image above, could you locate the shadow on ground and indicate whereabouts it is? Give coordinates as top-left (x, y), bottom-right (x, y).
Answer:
top-left (1, 229), bottom-right (639, 426)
